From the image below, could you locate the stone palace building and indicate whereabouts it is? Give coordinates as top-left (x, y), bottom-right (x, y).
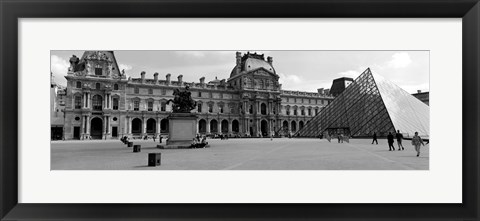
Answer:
top-left (61, 51), bottom-right (334, 140)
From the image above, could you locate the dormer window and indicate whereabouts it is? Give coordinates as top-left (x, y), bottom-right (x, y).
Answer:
top-left (95, 68), bottom-right (102, 76)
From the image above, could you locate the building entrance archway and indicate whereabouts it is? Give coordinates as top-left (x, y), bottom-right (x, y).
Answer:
top-left (291, 121), bottom-right (297, 133)
top-left (261, 120), bottom-right (268, 136)
top-left (90, 117), bottom-right (103, 139)
top-left (232, 120), bottom-right (239, 133)
top-left (210, 119), bottom-right (218, 133)
top-left (160, 119), bottom-right (169, 133)
top-left (132, 118), bottom-right (142, 135)
top-left (198, 119), bottom-right (207, 134)
top-left (146, 118), bottom-right (156, 134)
top-left (221, 120), bottom-right (229, 134)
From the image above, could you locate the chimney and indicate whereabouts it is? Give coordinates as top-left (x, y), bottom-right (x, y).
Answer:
top-left (236, 52), bottom-right (242, 74)
top-left (166, 73), bottom-right (171, 84)
top-left (267, 56), bottom-right (273, 64)
top-left (178, 75), bottom-right (183, 84)
top-left (153, 72), bottom-right (159, 83)
top-left (200, 77), bottom-right (205, 84)
top-left (317, 88), bottom-right (324, 95)
top-left (417, 90), bottom-right (422, 93)
top-left (140, 71), bottom-right (146, 83)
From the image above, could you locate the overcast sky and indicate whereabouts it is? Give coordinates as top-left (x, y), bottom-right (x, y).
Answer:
top-left (51, 50), bottom-right (429, 94)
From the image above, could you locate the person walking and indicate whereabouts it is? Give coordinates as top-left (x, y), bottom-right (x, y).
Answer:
top-left (371, 132), bottom-right (378, 145)
top-left (153, 135), bottom-right (156, 142)
top-left (387, 132), bottom-right (395, 151)
top-left (159, 135), bottom-right (163, 143)
top-left (411, 131), bottom-right (425, 157)
top-left (395, 130), bottom-right (404, 151)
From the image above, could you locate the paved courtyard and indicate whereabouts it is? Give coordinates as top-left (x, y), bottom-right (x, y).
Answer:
top-left (51, 138), bottom-right (429, 170)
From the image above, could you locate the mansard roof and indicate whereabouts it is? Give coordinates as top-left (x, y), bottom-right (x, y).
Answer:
top-left (230, 52), bottom-right (276, 79)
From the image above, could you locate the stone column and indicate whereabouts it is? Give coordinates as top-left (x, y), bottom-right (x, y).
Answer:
top-left (81, 116), bottom-right (86, 139)
top-left (124, 117), bottom-right (128, 134)
top-left (196, 120), bottom-right (199, 134)
top-left (156, 117), bottom-right (161, 136)
top-left (127, 117), bottom-right (131, 134)
top-left (206, 119), bottom-right (211, 133)
top-left (218, 120), bottom-right (221, 134)
top-left (83, 93), bottom-right (87, 108)
top-left (142, 117), bottom-right (146, 135)
top-left (86, 116), bottom-right (90, 136)
top-left (228, 120), bottom-right (232, 133)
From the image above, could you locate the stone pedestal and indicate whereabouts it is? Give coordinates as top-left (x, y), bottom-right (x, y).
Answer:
top-left (158, 113), bottom-right (197, 149)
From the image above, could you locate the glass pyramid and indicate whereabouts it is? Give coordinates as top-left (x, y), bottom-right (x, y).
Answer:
top-left (296, 68), bottom-right (429, 138)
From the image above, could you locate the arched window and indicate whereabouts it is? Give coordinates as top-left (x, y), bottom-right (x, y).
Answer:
top-left (112, 97), bottom-right (119, 110)
top-left (74, 95), bottom-right (82, 109)
top-left (133, 100), bottom-right (140, 111)
top-left (261, 103), bottom-right (267, 115)
top-left (92, 95), bottom-right (102, 110)
top-left (95, 83), bottom-right (101, 90)
top-left (208, 103), bottom-right (213, 113)
top-left (197, 103), bottom-right (202, 113)
top-left (76, 81), bottom-right (82, 88)
top-left (114, 84), bottom-right (119, 90)
top-left (161, 102), bottom-right (166, 111)
top-left (147, 101), bottom-right (153, 111)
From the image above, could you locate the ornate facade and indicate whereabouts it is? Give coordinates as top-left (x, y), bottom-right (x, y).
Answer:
top-left (62, 51), bottom-right (334, 140)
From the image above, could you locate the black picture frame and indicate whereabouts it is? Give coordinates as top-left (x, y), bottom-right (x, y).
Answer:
top-left (1, 0), bottom-right (479, 220)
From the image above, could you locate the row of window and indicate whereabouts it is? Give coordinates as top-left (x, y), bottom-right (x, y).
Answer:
top-left (75, 81), bottom-right (120, 91)
top-left (74, 95), bottom-right (119, 110)
top-left (285, 108), bottom-right (318, 116)
top-left (285, 97), bottom-right (330, 105)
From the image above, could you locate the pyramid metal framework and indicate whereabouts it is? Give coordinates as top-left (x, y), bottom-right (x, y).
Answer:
top-left (296, 68), bottom-right (429, 138)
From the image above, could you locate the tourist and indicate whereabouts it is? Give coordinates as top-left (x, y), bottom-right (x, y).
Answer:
top-left (371, 132), bottom-right (378, 145)
top-left (411, 131), bottom-right (425, 157)
top-left (190, 138), bottom-right (197, 148)
top-left (153, 135), bottom-right (156, 142)
top-left (387, 132), bottom-right (395, 151)
top-left (396, 130), bottom-right (404, 151)
top-left (326, 133), bottom-right (331, 142)
top-left (199, 136), bottom-right (208, 148)
top-left (159, 135), bottom-right (163, 143)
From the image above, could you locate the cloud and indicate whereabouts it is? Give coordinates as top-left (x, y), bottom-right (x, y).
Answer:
top-left (277, 72), bottom-right (330, 92)
top-left (387, 52), bottom-right (412, 68)
top-left (278, 73), bottom-right (303, 85)
top-left (51, 55), bottom-right (70, 76)
top-left (118, 63), bottom-right (133, 72)
top-left (336, 70), bottom-right (361, 78)
top-left (175, 51), bottom-right (206, 57)
top-left (398, 83), bottom-right (430, 94)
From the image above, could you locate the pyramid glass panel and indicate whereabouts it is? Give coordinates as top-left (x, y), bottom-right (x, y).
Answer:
top-left (296, 68), bottom-right (429, 138)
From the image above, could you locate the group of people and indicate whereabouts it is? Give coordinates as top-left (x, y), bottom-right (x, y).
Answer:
top-left (372, 130), bottom-right (426, 157)
top-left (324, 133), bottom-right (349, 143)
top-left (120, 135), bottom-right (165, 144)
top-left (191, 135), bottom-right (209, 148)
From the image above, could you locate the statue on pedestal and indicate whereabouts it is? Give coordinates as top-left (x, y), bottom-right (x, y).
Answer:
top-left (167, 85), bottom-right (197, 113)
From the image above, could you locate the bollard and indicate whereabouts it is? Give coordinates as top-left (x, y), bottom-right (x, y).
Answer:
top-left (148, 153), bottom-right (161, 166)
top-left (128, 142), bottom-right (133, 147)
top-left (133, 145), bottom-right (141, 152)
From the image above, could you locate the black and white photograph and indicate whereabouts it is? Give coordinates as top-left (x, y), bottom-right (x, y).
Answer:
top-left (51, 50), bottom-right (430, 170)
